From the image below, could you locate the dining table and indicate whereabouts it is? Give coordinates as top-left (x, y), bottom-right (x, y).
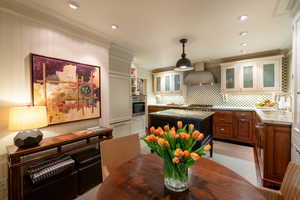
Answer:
top-left (97, 154), bottom-right (265, 200)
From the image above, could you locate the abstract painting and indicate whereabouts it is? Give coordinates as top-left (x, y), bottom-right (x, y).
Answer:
top-left (31, 54), bottom-right (101, 125)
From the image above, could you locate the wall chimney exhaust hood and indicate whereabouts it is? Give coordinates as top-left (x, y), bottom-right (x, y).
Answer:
top-left (184, 62), bottom-right (215, 86)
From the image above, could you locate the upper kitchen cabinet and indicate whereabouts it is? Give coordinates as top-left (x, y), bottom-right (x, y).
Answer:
top-left (221, 65), bottom-right (240, 92)
top-left (221, 55), bottom-right (283, 93)
top-left (153, 71), bottom-right (184, 94)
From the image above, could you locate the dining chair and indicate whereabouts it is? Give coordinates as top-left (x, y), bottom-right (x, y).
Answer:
top-left (100, 134), bottom-right (141, 181)
top-left (257, 162), bottom-right (300, 200)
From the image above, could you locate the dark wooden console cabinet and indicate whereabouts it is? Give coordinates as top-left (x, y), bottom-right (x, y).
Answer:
top-left (7, 127), bottom-right (113, 200)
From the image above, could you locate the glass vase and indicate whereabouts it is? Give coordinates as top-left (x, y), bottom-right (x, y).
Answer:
top-left (163, 162), bottom-right (189, 192)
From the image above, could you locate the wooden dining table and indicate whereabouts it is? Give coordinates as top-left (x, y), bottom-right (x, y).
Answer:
top-left (97, 154), bottom-right (265, 200)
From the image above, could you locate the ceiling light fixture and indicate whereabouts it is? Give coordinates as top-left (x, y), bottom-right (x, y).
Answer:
top-left (174, 39), bottom-right (194, 71)
top-left (111, 24), bottom-right (119, 30)
top-left (238, 15), bottom-right (248, 21)
top-left (241, 42), bottom-right (247, 47)
top-left (240, 31), bottom-right (248, 36)
top-left (69, 1), bottom-right (79, 9)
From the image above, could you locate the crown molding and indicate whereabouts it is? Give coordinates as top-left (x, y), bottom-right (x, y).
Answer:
top-left (0, 0), bottom-right (113, 48)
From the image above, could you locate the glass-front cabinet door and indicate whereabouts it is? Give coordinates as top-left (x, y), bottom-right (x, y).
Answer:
top-left (174, 74), bottom-right (181, 91)
top-left (222, 66), bottom-right (239, 92)
top-left (240, 62), bottom-right (258, 91)
top-left (154, 75), bottom-right (161, 93)
top-left (164, 75), bottom-right (171, 92)
top-left (259, 59), bottom-right (281, 91)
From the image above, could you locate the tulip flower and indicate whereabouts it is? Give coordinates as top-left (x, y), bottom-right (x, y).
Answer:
top-left (180, 132), bottom-right (190, 140)
top-left (204, 144), bottom-right (211, 151)
top-left (158, 138), bottom-right (170, 147)
top-left (174, 149), bottom-right (184, 157)
top-left (183, 150), bottom-right (190, 158)
top-left (177, 121), bottom-right (183, 129)
top-left (191, 152), bottom-right (201, 161)
top-left (172, 157), bottom-right (180, 164)
top-left (149, 126), bottom-right (155, 134)
top-left (164, 125), bottom-right (169, 131)
top-left (189, 124), bottom-right (194, 131)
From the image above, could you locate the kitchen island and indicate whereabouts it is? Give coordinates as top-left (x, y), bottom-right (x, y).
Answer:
top-left (148, 109), bottom-right (215, 157)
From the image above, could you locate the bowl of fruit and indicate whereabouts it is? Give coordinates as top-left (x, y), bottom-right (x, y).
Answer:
top-left (255, 99), bottom-right (277, 110)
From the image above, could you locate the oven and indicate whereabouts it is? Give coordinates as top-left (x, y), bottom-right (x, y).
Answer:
top-left (132, 102), bottom-right (145, 116)
top-left (132, 95), bottom-right (146, 116)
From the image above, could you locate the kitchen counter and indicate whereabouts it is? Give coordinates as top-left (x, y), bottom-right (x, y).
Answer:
top-left (148, 104), bottom-right (256, 111)
top-left (149, 109), bottom-right (215, 120)
top-left (148, 104), bottom-right (293, 125)
top-left (255, 109), bottom-right (293, 126)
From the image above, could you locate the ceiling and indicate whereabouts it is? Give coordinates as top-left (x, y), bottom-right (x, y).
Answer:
top-left (16, 0), bottom-right (293, 69)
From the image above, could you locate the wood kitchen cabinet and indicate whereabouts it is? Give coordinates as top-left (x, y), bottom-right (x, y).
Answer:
top-left (234, 112), bottom-right (254, 143)
top-left (213, 111), bottom-right (254, 144)
top-left (255, 114), bottom-right (291, 188)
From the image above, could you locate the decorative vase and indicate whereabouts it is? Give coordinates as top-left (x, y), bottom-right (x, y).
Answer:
top-left (163, 162), bottom-right (189, 192)
top-left (143, 122), bottom-right (211, 193)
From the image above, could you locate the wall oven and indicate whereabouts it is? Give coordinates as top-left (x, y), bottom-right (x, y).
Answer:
top-left (132, 95), bottom-right (146, 116)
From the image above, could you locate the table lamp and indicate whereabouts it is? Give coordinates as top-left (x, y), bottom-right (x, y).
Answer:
top-left (9, 106), bottom-right (48, 148)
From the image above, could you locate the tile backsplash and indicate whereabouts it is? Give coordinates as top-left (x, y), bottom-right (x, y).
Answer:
top-left (187, 83), bottom-right (272, 107)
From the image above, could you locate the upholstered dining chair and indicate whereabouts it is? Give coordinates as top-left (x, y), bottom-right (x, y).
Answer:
top-left (257, 162), bottom-right (300, 200)
top-left (100, 134), bottom-right (141, 181)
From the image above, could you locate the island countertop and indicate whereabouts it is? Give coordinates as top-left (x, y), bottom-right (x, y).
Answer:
top-left (149, 109), bottom-right (215, 120)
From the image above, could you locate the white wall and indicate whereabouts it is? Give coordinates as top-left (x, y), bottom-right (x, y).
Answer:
top-left (0, 8), bottom-right (110, 199)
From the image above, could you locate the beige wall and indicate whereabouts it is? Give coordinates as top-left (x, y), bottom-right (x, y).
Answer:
top-left (0, 8), bottom-right (110, 199)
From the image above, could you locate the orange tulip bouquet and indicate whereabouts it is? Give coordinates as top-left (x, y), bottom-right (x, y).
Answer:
top-left (144, 121), bottom-right (211, 192)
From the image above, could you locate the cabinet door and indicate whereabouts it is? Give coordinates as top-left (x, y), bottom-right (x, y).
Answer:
top-left (174, 74), bottom-right (181, 91)
top-left (235, 117), bottom-right (253, 143)
top-left (240, 62), bottom-right (258, 91)
top-left (154, 76), bottom-right (161, 93)
top-left (214, 123), bottom-right (233, 139)
top-left (222, 66), bottom-right (239, 92)
top-left (259, 59), bottom-right (281, 91)
top-left (164, 75), bottom-right (171, 92)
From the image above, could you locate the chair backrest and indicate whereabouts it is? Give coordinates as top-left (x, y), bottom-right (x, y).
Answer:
top-left (100, 134), bottom-right (141, 179)
top-left (280, 162), bottom-right (300, 199)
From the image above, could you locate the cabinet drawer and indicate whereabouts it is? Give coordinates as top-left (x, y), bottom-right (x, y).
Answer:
top-left (214, 123), bottom-right (233, 138)
top-left (213, 112), bottom-right (233, 123)
top-left (235, 111), bottom-right (253, 119)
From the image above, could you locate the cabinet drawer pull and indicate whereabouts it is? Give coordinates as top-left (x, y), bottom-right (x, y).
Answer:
top-left (220, 128), bottom-right (225, 131)
top-left (240, 119), bottom-right (247, 122)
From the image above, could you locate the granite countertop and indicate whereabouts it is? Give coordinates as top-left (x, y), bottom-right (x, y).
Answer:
top-left (255, 109), bottom-right (293, 126)
top-left (149, 109), bottom-right (215, 120)
top-left (148, 104), bottom-right (293, 125)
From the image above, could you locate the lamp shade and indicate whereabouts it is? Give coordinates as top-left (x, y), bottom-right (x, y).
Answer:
top-left (8, 106), bottom-right (48, 131)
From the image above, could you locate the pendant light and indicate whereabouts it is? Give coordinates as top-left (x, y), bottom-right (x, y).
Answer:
top-left (175, 39), bottom-right (194, 71)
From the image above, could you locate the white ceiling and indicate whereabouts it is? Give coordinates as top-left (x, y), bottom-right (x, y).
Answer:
top-left (17, 0), bottom-right (292, 69)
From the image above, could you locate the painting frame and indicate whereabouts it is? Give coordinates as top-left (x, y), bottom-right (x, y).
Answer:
top-left (31, 53), bottom-right (101, 126)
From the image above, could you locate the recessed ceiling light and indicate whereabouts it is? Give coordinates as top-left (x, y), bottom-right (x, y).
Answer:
top-left (240, 31), bottom-right (248, 36)
top-left (111, 24), bottom-right (119, 30)
top-left (241, 42), bottom-right (247, 47)
top-left (238, 15), bottom-right (248, 21)
top-left (69, 1), bottom-right (79, 9)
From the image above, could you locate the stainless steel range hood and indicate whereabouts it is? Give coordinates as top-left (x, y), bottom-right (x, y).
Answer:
top-left (184, 62), bottom-right (215, 86)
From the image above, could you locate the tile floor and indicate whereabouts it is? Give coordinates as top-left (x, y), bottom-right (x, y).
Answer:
top-left (75, 140), bottom-right (258, 199)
